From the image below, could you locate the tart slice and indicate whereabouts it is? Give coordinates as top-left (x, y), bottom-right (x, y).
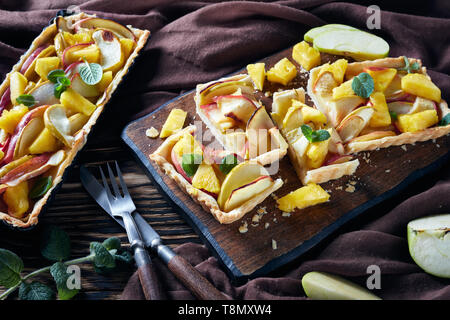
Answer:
top-left (194, 74), bottom-right (288, 165)
top-left (307, 56), bottom-right (450, 154)
top-left (149, 125), bottom-right (283, 224)
top-left (272, 88), bottom-right (359, 184)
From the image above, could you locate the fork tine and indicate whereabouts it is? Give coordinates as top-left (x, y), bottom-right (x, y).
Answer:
top-left (106, 162), bottom-right (121, 198)
top-left (114, 161), bottom-right (130, 198)
top-left (99, 166), bottom-right (114, 202)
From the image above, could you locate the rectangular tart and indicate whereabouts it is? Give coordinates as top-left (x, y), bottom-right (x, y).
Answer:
top-left (0, 12), bottom-right (150, 228)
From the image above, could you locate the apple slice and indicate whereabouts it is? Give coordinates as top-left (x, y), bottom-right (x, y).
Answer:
top-left (217, 161), bottom-right (269, 209)
top-left (223, 175), bottom-right (273, 212)
top-left (246, 107), bottom-right (274, 157)
top-left (62, 42), bottom-right (93, 68)
top-left (302, 271), bottom-right (381, 300)
top-left (0, 88), bottom-right (11, 114)
top-left (272, 88), bottom-right (305, 121)
top-left (224, 131), bottom-right (247, 159)
top-left (387, 101), bottom-right (413, 115)
top-left (282, 103), bottom-right (304, 132)
top-left (72, 17), bottom-right (136, 41)
top-left (304, 24), bottom-right (358, 42)
top-left (171, 147), bottom-right (191, 183)
top-left (323, 154), bottom-right (353, 166)
top-left (313, 29), bottom-right (389, 60)
top-left (44, 104), bottom-right (74, 147)
top-left (336, 106), bottom-right (374, 142)
top-left (55, 16), bottom-right (71, 33)
top-left (28, 81), bottom-right (60, 107)
top-left (20, 45), bottom-right (49, 74)
top-left (408, 214), bottom-right (450, 278)
top-left (14, 117), bottom-right (45, 159)
top-left (92, 29), bottom-right (124, 73)
top-left (70, 72), bottom-right (100, 98)
top-left (68, 113), bottom-right (89, 135)
top-left (350, 130), bottom-right (396, 143)
top-left (216, 95), bottom-right (257, 124)
top-left (198, 78), bottom-right (253, 106)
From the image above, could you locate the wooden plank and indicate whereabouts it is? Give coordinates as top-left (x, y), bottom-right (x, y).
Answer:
top-left (122, 47), bottom-right (450, 281)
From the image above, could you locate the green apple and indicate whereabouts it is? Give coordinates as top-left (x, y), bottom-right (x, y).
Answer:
top-left (304, 24), bottom-right (358, 43)
top-left (407, 214), bottom-right (450, 278)
top-left (313, 29), bottom-right (389, 61)
top-left (302, 271), bottom-right (381, 300)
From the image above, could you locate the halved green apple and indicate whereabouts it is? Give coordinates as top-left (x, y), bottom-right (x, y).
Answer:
top-left (44, 104), bottom-right (74, 147)
top-left (217, 161), bottom-right (269, 209)
top-left (313, 29), bottom-right (389, 61)
top-left (336, 106), bottom-right (374, 142)
top-left (302, 271), bottom-right (381, 300)
top-left (408, 214), bottom-right (450, 278)
top-left (223, 175), bottom-right (273, 212)
top-left (92, 29), bottom-right (124, 73)
top-left (304, 24), bottom-right (358, 43)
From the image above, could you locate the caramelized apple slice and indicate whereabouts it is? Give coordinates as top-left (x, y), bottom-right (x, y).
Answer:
top-left (93, 30), bottom-right (124, 73)
top-left (198, 77), bottom-right (253, 106)
top-left (216, 95), bottom-right (257, 124)
top-left (72, 17), bottom-right (136, 40)
top-left (336, 106), bottom-right (374, 142)
top-left (223, 175), bottom-right (273, 212)
top-left (44, 104), bottom-right (74, 147)
top-left (14, 117), bottom-right (45, 159)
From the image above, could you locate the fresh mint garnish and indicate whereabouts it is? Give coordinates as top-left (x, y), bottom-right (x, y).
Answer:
top-left (19, 281), bottom-right (55, 300)
top-left (182, 154), bottom-right (203, 177)
top-left (48, 69), bottom-right (70, 98)
top-left (30, 176), bottom-right (52, 199)
top-left (40, 225), bottom-right (71, 261)
top-left (50, 262), bottom-right (78, 300)
top-left (438, 113), bottom-right (450, 126)
top-left (0, 249), bottom-right (23, 288)
top-left (47, 69), bottom-right (66, 83)
top-left (399, 56), bottom-right (420, 74)
top-left (220, 154), bottom-right (239, 174)
top-left (16, 94), bottom-right (35, 107)
top-left (301, 124), bottom-right (330, 142)
top-left (351, 72), bottom-right (374, 98)
top-left (389, 111), bottom-right (398, 121)
top-left (79, 60), bottom-right (103, 85)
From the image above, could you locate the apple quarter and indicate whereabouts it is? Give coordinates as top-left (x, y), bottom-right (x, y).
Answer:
top-left (194, 74), bottom-right (288, 166)
top-left (149, 125), bottom-right (283, 224)
top-left (307, 56), bottom-right (450, 155)
top-left (0, 12), bottom-right (150, 228)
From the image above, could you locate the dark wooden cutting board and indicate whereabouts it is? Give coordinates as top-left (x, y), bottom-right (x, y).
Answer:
top-left (121, 47), bottom-right (450, 282)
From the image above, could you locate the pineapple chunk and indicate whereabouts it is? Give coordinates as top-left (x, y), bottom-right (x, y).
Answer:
top-left (10, 72), bottom-right (28, 105)
top-left (62, 31), bottom-right (92, 46)
top-left (192, 163), bottom-right (221, 195)
top-left (97, 71), bottom-right (113, 92)
top-left (35, 57), bottom-right (61, 80)
top-left (29, 128), bottom-right (59, 154)
top-left (306, 138), bottom-right (330, 169)
top-left (332, 79), bottom-right (354, 100)
top-left (3, 181), bottom-right (29, 218)
top-left (70, 44), bottom-right (101, 64)
top-left (160, 108), bottom-right (187, 138)
top-left (277, 183), bottom-right (330, 212)
top-left (318, 59), bottom-right (348, 84)
top-left (396, 109), bottom-right (438, 133)
top-left (302, 106), bottom-right (327, 126)
top-left (365, 68), bottom-right (397, 92)
top-left (120, 38), bottom-right (135, 61)
top-left (266, 58), bottom-right (297, 86)
top-left (246, 63), bottom-right (265, 91)
top-left (292, 41), bottom-right (321, 71)
top-left (60, 88), bottom-right (97, 116)
top-left (172, 133), bottom-right (203, 158)
top-left (0, 150), bottom-right (3, 161)
top-left (401, 73), bottom-right (441, 102)
top-left (0, 105), bottom-right (29, 134)
top-left (369, 92), bottom-right (391, 127)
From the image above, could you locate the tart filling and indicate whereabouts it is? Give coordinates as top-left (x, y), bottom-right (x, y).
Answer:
top-left (195, 74), bottom-right (288, 166)
top-left (150, 126), bottom-right (283, 224)
top-left (0, 13), bottom-right (150, 228)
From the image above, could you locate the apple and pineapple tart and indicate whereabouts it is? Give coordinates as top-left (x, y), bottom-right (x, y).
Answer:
top-left (150, 126), bottom-right (283, 224)
top-left (0, 15), bottom-right (140, 222)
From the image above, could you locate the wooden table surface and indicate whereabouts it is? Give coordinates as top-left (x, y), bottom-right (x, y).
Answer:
top-left (0, 124), bottom-right (201, 300)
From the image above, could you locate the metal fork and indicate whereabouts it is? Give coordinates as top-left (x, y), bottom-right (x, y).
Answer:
top-left (100, 161), bottom-right (163, 300)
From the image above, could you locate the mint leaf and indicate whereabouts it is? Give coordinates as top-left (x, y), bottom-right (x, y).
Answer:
top-left (439, 113), bottom-right (450, 126)
top-left (220, 154), bottom-right (239, 174)
top-left (301, 124), bottom-right (330, 142)
top-left (40, 225), bottom-right (71, 261)
top-left (389, 111), bottom-right (398, 121)
top-left (90, 242), bottom-right (115, 269)
top-left (301, 124), bottom-right (313, 140)
top-left (16, 94), bottom-right (35, 107)
top-left (113, 250), bottom-right (133, 264)
top-left (352, 72), bottom-right (374, 98)
top-left (54, 76), bottom-right (71, 99)
top-left (79, 62), bottom-right (103, 85)
top-left (399, 57), bottom-right (420, 74)
top-left (30, 176), bottom-right (52, 199)
top-left (19, 281), bottom-right (55, 300)
top-left (47, 69), bottom-right (66, 83)
top-left (50, 262), bottom-right (79, 300)
top-left (0, 249), bottom-right (23, 288)
top-left (181, 154), bottom-right (203, 177)
top-left (102, 237), bottom-right (121, 251)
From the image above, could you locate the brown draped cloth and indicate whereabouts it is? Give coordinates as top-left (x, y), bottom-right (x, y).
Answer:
top-left (1, 0), bottom-right (449, 299)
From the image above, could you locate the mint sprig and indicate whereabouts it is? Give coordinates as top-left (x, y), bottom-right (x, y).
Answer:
top-left (16, 94), bottom-right (35, 107)
top-left (301, 124), bottom-right (330, 143)
top-left (399, 56), bottom-right (420, 74)
top-left (439, 113), bottom-right (450, 126)
top-left (389, 111), bottom-right (398, 121)
top-left (47, 69), bottom-right (71, 98)
top-left (182, 154), bottom-right (203, 177)
top-left (79, 60), bottom-right (103, 85)
top-left (0, 226), bottom-right (132, 300)
top-left (351, 72), bottom-right (374, 98)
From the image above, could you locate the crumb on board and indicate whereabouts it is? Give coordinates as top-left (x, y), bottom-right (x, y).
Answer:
top-left (145, 127), bottom-right (159, 138)
top-left (272, 239), bottom-right (277, 250)
top-left (265, 223), bottom-right (270, 229)
top-left (282, 212), bottom-right (291, 217)
top-left (401, 145), bottom-right (407, 151)
top-left (385, 169), bottom-right (391, 173)
top-left (270, 193), bottom-right (279, 200)
top-left (239, 221), bottom-right (248, 233)
top-left (264, 91), bottom-right (272, 97)
top-left (252, 214), bottom-right (261, 223)
top-left (345, 184), bottom-right (355, 193)
top-left (349, 180), bottom-right (356, 185)
top-left (335, 186), bottom-right (343, 190)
